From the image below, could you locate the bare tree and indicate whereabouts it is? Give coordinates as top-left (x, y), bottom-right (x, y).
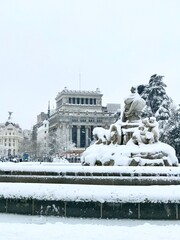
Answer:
top-left (48, 127), bottom-right (76, 157)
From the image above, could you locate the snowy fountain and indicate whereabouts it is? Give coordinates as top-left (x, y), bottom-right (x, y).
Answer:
top-left (0, 86), bottom-right (180, 219)
top-left (81, 85), bottom-right (178, 167)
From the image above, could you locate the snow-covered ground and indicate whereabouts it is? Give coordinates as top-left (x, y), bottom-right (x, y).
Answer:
top-left (0, 162), bottom-right (180, 239)
top-left (0, 213), bottom-right (180, 240)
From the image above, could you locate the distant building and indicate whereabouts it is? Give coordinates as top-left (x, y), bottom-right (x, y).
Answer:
top-left (23, 129), bottom-right (32, 141)
top-left (37, 120), bottom-right (49, 157)
top-left (34, 88), bottom-right (121, 158)
top-left (106, 103), bottom-right (121, 113)
top-left (0, 117), bottom-right (23, 158)
top-left (37, 112), bottom-right (48, 124)
top-left (48, 87), bottom-right (121, 151)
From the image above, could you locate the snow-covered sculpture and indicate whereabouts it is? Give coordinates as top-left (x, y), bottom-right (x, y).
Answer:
top-left (122, 86), bottom-right (146, 122)
top-left (130, 124), bottom-right (154, 145)
top-left (93, 127), bottom-right (109, 145)
top-left (142, 117), bottom-right (159, 142)
top-left (81, 87), bottom-right (178, 167)
top-left (92, 123), bottom-right (123, 146)
top-left (108, 124), bottom-right (122, 145)
top-left (129, 117), bottom-right (159, 145)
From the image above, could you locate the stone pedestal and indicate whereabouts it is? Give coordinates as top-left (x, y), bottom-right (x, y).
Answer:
top-left (122, 122), bottom-right (140, 144)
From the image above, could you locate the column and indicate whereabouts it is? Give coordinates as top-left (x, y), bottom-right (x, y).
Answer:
top-left (69, 125), bottom-right (72, 144)
top-left (85, 126), bottom-right (90, 147)
top-left (77, 126), bottom-right (81, 148)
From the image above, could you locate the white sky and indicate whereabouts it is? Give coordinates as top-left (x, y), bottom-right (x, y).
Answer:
top-left (0, 0), bottom-right (180, 129)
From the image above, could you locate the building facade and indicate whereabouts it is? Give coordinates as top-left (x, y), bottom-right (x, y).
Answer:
top-left (48, 87), bottom-right (120, 151)
top-left (37, 120), bottom-right (49, 157)
top-left (0, 121), bottom-right (23, 158)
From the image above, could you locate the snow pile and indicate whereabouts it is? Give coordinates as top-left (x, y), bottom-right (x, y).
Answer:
top-left (53, 157), bottom-right (69, 163)
top-left (81, 117), bottom-right (179, 167)
top-left (0, 183), bottom-right (180, 203)
top-left (81, 140), bottom-right (178, 166)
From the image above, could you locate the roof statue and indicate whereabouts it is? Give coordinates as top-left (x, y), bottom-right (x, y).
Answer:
top-left (8, 111), bottom-right (13, 121)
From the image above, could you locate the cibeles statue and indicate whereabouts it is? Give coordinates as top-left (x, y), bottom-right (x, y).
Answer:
top-left (122, 86), bottom-right (146, 123)
top-left (81, 85), bottom-right (179, 167)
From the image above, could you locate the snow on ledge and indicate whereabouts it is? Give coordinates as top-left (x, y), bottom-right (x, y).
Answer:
top-left (0, 183), bottom-right (180, 203)
top-left (0, 162), bottom-right (180, 175)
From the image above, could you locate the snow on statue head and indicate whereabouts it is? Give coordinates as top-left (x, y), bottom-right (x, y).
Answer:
top-left (122, 86), bottom-right (146, 123)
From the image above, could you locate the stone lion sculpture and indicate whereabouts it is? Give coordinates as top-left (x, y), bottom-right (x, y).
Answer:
top-left (93, 123), bottom-right (123, 145)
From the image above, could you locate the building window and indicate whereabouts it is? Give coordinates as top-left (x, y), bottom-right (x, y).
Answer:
top-left (69, 98), bottom-right (72, 104)
top-left (94, 98), bottom-right (96, 105)
top-left (72, 117), bottom-right (78, 122)
top-left (90, 126), bottom-right (94, 141)
top-left (72, 98), bottom-right (75, 104)
top-left (80, 118), bottom-right (86, 122)
top-left (81, 98), bottom-right (84, 104)
top-left (97, 118), bottom-right (103, 123)
top-left (8, 149), bottom-right (11, 156)
top-left (72, 126), bottom-right (77, 146)
top-left (89, 119), bottom-right (94, 122)
top-left (80, 126), bottom-right (86, 148)
top-left (77, 98), bottom-right (80, 104)
top-left (90, 98), bottom-right (93, 105)
top-left (85, 98), bottom-right (88, 104)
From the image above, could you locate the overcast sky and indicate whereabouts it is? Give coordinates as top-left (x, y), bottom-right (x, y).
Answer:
top-left (0, 0), bottom-right (179, 129)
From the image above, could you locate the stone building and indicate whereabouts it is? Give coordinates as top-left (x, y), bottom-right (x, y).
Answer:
top-left (0, 120), bottom-right (23, 158)
top-left (48, 87), bottom-right (120, 151)
top-left (36, 120), bottom-right (49, 157)
top-left (37, 112), bottom-right (49, 124)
